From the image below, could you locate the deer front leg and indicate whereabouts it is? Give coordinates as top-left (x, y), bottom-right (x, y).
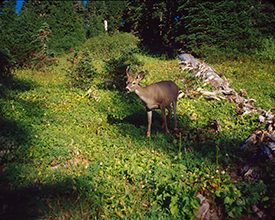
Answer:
top-left (160, 106), bottom-right (169, 133)
top-left (146, 110), bottom-right (152, 137)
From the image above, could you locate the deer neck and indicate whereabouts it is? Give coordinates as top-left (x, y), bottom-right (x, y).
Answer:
top-left (135, 85), bottom-right (152, 104)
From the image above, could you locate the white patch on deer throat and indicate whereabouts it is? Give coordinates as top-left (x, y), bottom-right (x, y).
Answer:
top-left (135, 90), bottom-right (151, 104)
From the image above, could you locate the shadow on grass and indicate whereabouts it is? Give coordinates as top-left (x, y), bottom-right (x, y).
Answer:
top-left (0, 76), bottom-right (42, 164)
top-left (106, 92), bottom-right (246, 167)
top-left (0, 172), bottom-right (103, 220)
top-left (0, 76), bottom-right (46, 219)
top-left (0, 76), bottom-right (107, 220)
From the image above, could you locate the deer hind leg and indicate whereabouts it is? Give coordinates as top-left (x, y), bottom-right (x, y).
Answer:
top-left (146, 110), bottom-right (152, 137)
top-left (161, 106), bottom-right (172, 127)
top-left (161, 106), bottom-right (169, 133)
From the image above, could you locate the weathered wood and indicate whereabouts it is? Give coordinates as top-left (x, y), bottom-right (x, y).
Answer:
top-left (178, 52), bottom-right (275, 163)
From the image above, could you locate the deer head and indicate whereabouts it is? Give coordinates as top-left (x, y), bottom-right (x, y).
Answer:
top-left (125, 66), bottom-right (145, 93)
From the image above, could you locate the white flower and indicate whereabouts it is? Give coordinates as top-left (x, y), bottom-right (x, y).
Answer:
top-left (100, 162), bottom-right (103, 166)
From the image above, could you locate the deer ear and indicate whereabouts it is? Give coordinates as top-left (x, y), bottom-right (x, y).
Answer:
top-left (136, 71), bottom-right (145, 81)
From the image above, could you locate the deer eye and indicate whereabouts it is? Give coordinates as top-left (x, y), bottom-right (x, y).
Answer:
top-left (132, 82), bottom-right (136, 85)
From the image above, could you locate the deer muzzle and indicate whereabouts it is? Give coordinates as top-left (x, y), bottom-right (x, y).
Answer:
top-left (125, 86), bottom-right (131, 93)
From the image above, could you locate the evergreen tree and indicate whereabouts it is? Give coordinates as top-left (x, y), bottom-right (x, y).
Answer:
top-left (105, 1), bottom-right (126, 32)
top-left (123, 0), bottom-right (275, 57)
top-left (123, 1), bottom-right (182, 50)
top-left (20, 1), bottom-right (87, 53)
top-left (46, 1), bottom-right (87, 52)
top-left (176, 0), bottom-right (275, 56)
top-left (85, 0), bottom-right (126, 38)
top-left (85, 1), bottom-right (106, 38)
top-left (0, 0), bottom-right (18, 74)
top-left (0, 0), bottom-right (41, 70)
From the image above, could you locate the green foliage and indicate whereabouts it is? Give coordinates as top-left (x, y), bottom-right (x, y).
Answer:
top-left (124, 0), bottom-right (275, 58)
top-left (176, 0), bottom-right (275, 58)
top-left (19, 1), bottom-right (87, 54)
top-left (85, 1), bottom-right (126, 35)
top-left (30, 22), bottom-right (57, 71)
top-left (1, 32), bottom-right (275, 219)
top-left (103, 45), bottom-right (144, 91)
top-left (84, 32), bottom-right (140, 59)
top-left (215, 183), bottom-right (244, 219)
top-left (46, 1), bottom-right (86, 53)
top-left (0, 0), bottom-right (40, 68)
top-left (0, 48), bottom-right (16, 77)
top-left (86, 15), bottom-right (105, 38)
top-left (255, 37), bottom-right (275, 61)
top-left (241, 180), bottom-right (268, 205)
top-left (65, 48), bottom-right (98, 89)
top-left (124, 1), bottom-right (181, 48)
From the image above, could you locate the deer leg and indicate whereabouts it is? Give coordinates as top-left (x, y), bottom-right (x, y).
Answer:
top-left (146, 110), bottom-right (152, 137)
top-left (166, 106), bottom-right (172, 122)
top-left (172, 101), bottom-right (178, 130)
top-left (161, 106), bottom-right (169, 133)
top-left (162, 106), bottom-right (172, 127)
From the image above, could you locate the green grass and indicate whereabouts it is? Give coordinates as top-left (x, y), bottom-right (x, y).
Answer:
top-left (1, 49), bottom-right (275, 219)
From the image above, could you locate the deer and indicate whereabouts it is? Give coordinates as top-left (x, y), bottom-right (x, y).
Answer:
top-left (125, 66), bottom-right (179, 137)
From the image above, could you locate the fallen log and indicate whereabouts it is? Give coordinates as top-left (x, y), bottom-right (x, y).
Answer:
top-left (178, 53), bottom-right (275, 163)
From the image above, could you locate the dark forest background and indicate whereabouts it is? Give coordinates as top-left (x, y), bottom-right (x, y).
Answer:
top-left (1, 0), bottom-right (275, 75)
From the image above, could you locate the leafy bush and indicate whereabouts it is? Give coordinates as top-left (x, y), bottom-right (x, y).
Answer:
top-left (86, 15), bottom-right (105, 38)
top-left (103, 45), bottom-right (144, 91)
top-left (84, 32), bottom-right (140, 59)
top-left (255, 37), bottom-right (275, 61)
top-left (215, 183), bottom-right (244, 219)
top-left (0, 48), bottom-right (16, 77)
top-left (29, 23), bottom-right (57, 71)
top-left (66, 48), bottom-right (99, 89)
top-left (48, 34), bottom-right (86, 54)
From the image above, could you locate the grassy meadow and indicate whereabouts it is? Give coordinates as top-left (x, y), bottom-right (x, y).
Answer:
top-left (1, 33), bottom-right (275, 219)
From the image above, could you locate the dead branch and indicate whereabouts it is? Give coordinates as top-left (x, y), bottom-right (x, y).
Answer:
top-left (178, 52), bottom-right (275, 162)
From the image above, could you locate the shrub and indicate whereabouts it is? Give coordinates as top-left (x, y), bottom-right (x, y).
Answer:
top-left (66, 47), bottom-right (99, 89)
top-left (255, 37), bottom-right (275, 61)
top-left (84, 32), bottom-right (140, 59)
top-left (103, 45), bottom-right (144, 91)
top-left (0, 48), bottom-right (16, 78)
